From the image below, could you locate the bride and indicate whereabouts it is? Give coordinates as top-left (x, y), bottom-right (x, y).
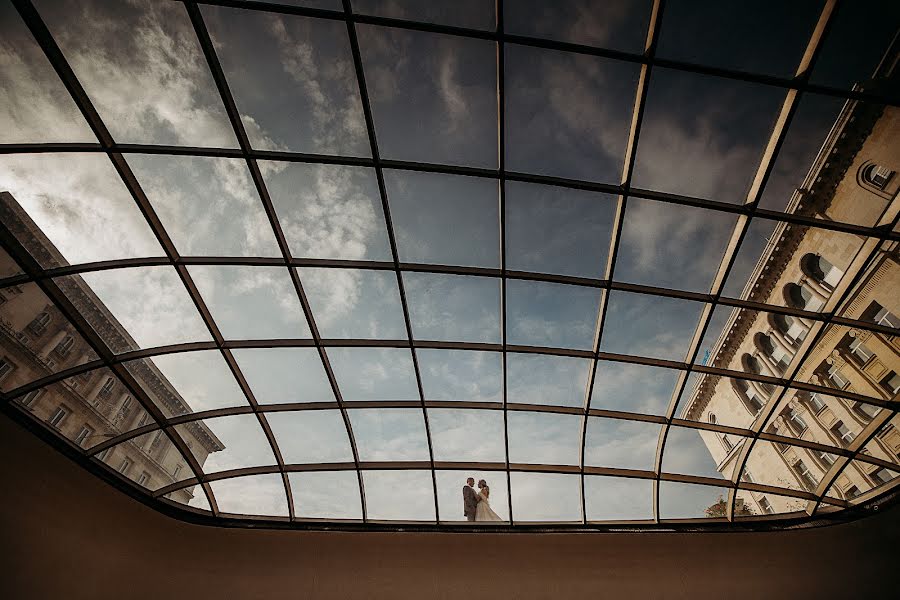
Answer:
top-left (475, 479), bottom-right (503, 521)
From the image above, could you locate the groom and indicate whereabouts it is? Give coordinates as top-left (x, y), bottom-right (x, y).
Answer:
top-left (462, 476), bottom-right (478, 522)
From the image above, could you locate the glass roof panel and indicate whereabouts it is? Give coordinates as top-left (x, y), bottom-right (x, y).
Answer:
top-left (97, 430), bottom-right (188, 492)
top-left (743, 439), bottom-right (830, 493)
top-left (263, 162), bottom-right (392, 261)
top-left (584, 418), bottom-right (660, 471)
top-left (62, 267), bottom-right (211, 351)
top-left (632, 68), bottom-right (785, 203)
top-left (34, 0), bottom-right (237, 147)
top-left (188, 265), bottom-right (312, 340)
top-left (600, 292), bottom-right (705, 361)
top-left (326, 347), bottom-right (418, 401)
top-left (175, 414), bottom-right (277, 475)
top-left (299, 267), bottom-right (406, 339)
top-left (506, 353), bottom-right (591, 408)
top-left (352, 0), bottom-right (495, 30)
top-left (436, 470), bottom-right (509, 522)
top-left (210, 474), bottom-right (289, 517)
top-left (616, 198), bottom-right (737, 293)
top-left (0, 154), bottom-right (164, 267)
top-left (506, 280), bottom-right (601, 350)
top-left (267, 410), bottom-right (354, 463)
top-left (505, 182), bottom-right (616, 279)
top-left (126, 155), bottom-right (280, 257)
top-left (827, 460), bottom-right (899, 501)
top-left (505, 43), bottom-right (639, 183)
top-left (232, 348), bottom-right (334, 405)
top-left (0, 1), bottom-right (93, 143)
top-left (363, 470), bottom-right (436, 521)
top-left (509, 472), bottom-right (581, 522)
top-left (404, 272), bottom-right (501, 343)
top-left (504, 0), bottom-right (652, 53)
top-left (658, 481), bottom-right (733, 519)
top-left (507, 411), bottom-right (582, 466)
top-left (590, 361), bottom-right (680, 416)
top-left (202, 4), bottom-right (367, 155)
top-left (861, 416), bottom-right (900, 466)
top-left (428, 409), bottom-right (506, 462)
top-left (358, 25), bottom-right (497, 168)
top-left (734, 490), bottom-right (808, 517)
top-left (125, 350), bottom-right (249, 415)
top-left (656, 0), bottom-right (823, 78)
top-left (661, 424), bottom-right (743, 480)
top-left (347, 408), bottom-right (430, 462)
top-left (417, 349), bottom-right (502, 402)
top-left (585, 476), bottom-right (654, 521)
top-left (385, 170), bottom-right (499, 268)
top-left (289, 471), bottom-right (363, 520)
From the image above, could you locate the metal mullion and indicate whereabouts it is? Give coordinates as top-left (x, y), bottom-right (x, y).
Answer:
top-left (341, 0), bottom-right (439, 524)
top-left (579, 0), bottom-right (665, 525)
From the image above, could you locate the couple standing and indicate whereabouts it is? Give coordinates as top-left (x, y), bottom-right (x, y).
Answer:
top-left (462, 477), bottom-right (503, 522)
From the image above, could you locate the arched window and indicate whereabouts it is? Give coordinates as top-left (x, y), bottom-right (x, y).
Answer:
top-left (770, 313), bottom-right (808, 346)
top-left (860, 163), bottom-right (895, 190)
top-left (754, 332), bottom-right (789, 372)
top-left (784, 283), bottom-right (824, 311)
top-left (742, 354), bottom-right (774, 394)
top-left (27, 311), bottom-right (51, 336)
top-left (800, 253), bottom-right (843, 290)
top-left (732, 379), bottom-right (764, 415)
top-left (53, 335), bottom-right (74, 357)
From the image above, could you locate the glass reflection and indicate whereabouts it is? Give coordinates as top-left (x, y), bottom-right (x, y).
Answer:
top-left (358, 26), bottom-right (497, 167)
top-left (263, 162), bottom-right (392, 261)
top-left (348, 408), bottom-right (430, 461)
top-left (435, 470), bottom-right (509, 523)
top-left (189, 265), bottom-right (311, 340)
top-left (211, 474), bottom-right (289, 517)
top-left (662, 425), bottom-right (740, 480)
top-left (506, 353), bottom-right (592, 408)
top-left (417, 349), bottom-right (502, 402)
top-left (584, 418), bottom-right (660, 471)
top-left (505, 182), bottom-right (616, 278)
top-left (35, 0), bottom-right (236, 146)
top-left (326, 347), bottom-right (419, 401)
top-left (506, 280), bottom-right (601, 350)
top-left (600, 292), bottom-right (704, 361)
top-left (232, 348), bottom-right (334, 405)
top-left (506, 43), bottom-right (639, 183)
top-left (404, 273), bottom-right (501, 343)
top-left (590, 361), bottom-right (679, 416)
top-left (585, 476), bottom-right (653, 521)
top-left (507, 411), bottom-right (582, 465)
top-left (734, 490), bottom-right (807, 517)
top-left (385, 170), bottom-right (499, 268)
top-left (176, 414), bottom-right (276, 475)
top-left (202, 5), bottom-right (366, 155)
top-left (363, 470), bottom-right (436, 521)
top-left (743, 440), bottom-right (825, 493)
top-left (267, 410), bottom-right (354, 463)
top-left (658, 481), bottom-right (732, 519)
top-left (299, 267), bottom-right (406, 339)
top-left (289, 471), bottom-right (362, 519)
top-left (428, 409), bottom-right (506, 462)
top-left (510, 472), bottom-right (581, 522)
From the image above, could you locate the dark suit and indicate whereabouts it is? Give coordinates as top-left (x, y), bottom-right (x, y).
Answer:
top-left (463, 485), bottom-right (479, 521)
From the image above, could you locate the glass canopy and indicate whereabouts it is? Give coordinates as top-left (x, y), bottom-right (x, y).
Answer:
top-left (1, 0), bottom-right (899, 531)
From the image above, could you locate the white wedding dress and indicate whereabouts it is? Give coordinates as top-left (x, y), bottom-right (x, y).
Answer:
top-left (475, 489), bottom-right (503, 522)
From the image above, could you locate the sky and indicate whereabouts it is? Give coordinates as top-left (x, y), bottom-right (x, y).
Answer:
top-left (1, 0), bottom-right (897, 522)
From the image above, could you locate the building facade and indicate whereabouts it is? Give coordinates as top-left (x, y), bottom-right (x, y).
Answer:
top-left (0, 192), bottom-right (223, 505)
top-left (684, 68), bottom-right (900, 515)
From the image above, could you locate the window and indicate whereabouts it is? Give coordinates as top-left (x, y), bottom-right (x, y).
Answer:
top-left (27, 311), bottom-right (51, 335)
top-left (137, 472), bottom-right (150, 487)
top-left (817, 451), bottom-right (835, 467)
top-left (118, 458), bottom-right (132, 475)
top-left (772, 314), bottom-right (808, 346)
top-left (741, 472), bottom-right (754, 484)
top-left (758, 497), bottom-right (774, 514)
top-left (48, 405), bottom-right (69, 428)
top-left (173, 464), bottom-right (183, 479)
top-left (121, 396), bottom-right (133, 412)
top-left (825, 365), bottom-right (850, 389)
top-left (136, 413), bottom-right (149, 428)
top-left (785, 282), bottom-right (824, 311)
top-left (880, 371), bottom-right (900, 395)
top-left (96, 377), bottom-right (116, 402)
top-left (800, 253), bottom-right (843, 290)
top-left (786, 408), bottom-right (807, 434)
top-left (53, 334), bottom-right (75, 357)
top-left (871, 468), bottom-right (893, 485)
top-left (20, 388), bottom-right (44, 409)
top-left (793, 460), bottom-right (818, 491)
top-left (853, 401), bottom-right (878, 421)
top-left (861, 163), bottom-right (895, 190)
top-left (95, 447), bottom-right (111, 462)
top-left (873, 305), bottom-right (899, 329)
top-left (831, 421), bottom-right (855, 447)
top-left (0, 357), bottom-right (15, 382)
top-left (807, 393), bottom-right (826, 413)
top-left (847, 338), bottom-right (874, 364)
top-left (733, 379), bottom-right (764, 415)
top-left (755, 332), bottom-right (789, 372)
top-left (73, 425), bottom-right (94, 448)
top-left (845, 485), bottom-right (860, 499)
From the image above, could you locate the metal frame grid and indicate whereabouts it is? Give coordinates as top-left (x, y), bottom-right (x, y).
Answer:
top-left (1, 0), bottom-right (899, 531)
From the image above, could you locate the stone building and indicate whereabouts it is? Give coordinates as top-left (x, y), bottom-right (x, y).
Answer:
top-left (683, 62), bottom-right (900, 515)
top-left (0, 192), bottom-right (223, 505)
